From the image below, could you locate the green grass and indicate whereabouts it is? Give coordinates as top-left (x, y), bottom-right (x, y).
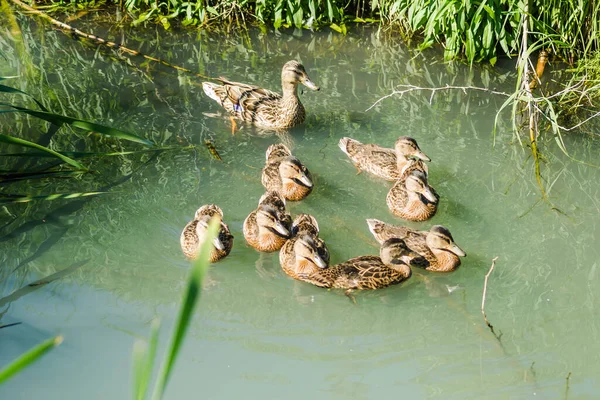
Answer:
top-left (0, 336), bottom-right (63, 384)
top-left (15, 0), bottom-right (598, 65)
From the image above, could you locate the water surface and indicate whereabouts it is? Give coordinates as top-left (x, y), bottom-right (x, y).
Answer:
top-left (1, 17), bottom-right (600, 399)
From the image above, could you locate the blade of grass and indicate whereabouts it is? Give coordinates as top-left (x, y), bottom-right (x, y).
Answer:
top-left (151, 217), bottom-right (219, 400)
top-left (0, 336), bottom-right (63, 384)
top-left (0, 84), bottom-right (48, 111)
top-left (0, 191), bottom-right (108, 204)
top-left (0, 133), bottom-right (86, 170)
top-left (0, 104), bottom-right (154, 146)
top-left (132, 319), bottom-right (160, 400)
top-left (0, 170), bottom-right (86, 183)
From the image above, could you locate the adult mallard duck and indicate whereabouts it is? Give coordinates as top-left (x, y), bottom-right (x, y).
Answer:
top-left (243, 191), bottom-right (292, 252)
top-left (281, 236), bottom-right (418, 290)
top-left (180, 204), bottom-right (234, 262)
top-left (262, 144), bottom-right (313, 201)
top-left (202, 60), bottom-right (320, 130)
top-left (387, 169), bottom-right (439, 221)
top-left (366, 219), bottom-right (466, 272)
top-left (338, 136), bottom-right (430, 180)
top-left (280, 214), bottom-right (330, 280)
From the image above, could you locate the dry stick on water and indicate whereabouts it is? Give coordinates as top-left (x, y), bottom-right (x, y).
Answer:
top-left (565, 372), bottom-right (572, 399)
top-left (481, 257), bottom-right (502, 341)
top-left (8, 0), bottom-right (219, 81)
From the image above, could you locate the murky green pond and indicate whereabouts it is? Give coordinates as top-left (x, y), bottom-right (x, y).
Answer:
top-left (2, 16), bottom-right (600, 399)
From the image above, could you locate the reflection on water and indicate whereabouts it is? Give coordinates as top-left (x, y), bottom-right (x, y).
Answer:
top-left (1, 16), bottom-right (600, 400)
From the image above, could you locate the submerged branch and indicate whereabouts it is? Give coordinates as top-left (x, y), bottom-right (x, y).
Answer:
top-left (366, 84), bottom-right (511, 112)
top-left (7, 0), bottom-right (218, 81)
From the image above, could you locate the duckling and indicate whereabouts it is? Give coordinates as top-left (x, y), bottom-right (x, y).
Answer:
top-left (243, 191), bottom-right (292, 252)
top-left (281, 236), bottom-right (418, 290)
top-left (338, 136), bottom-right (430, 180)
top-left (387, 169), bottom-right (439, 221)
top-left (180, 204), bottom-right (234, 262)
top-left (202, 60), bottom-right (320, 130)
top-left (366, 219), bottom-right (466, 272)
top-left (280, 214), bottom-right (330, 280)
top-left (262, 144), bottom-right (313, 201)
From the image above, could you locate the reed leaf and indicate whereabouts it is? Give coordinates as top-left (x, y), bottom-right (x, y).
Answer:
top-left (0, 133), bottom-right (86, 170)
top-left (132, 319), bottom-right (160, 400)
top-left (0, 191), bottom-right (108, 204)
top-left (0, 336), bottom-right (63, 384)
top-left (0, 104), bottom-right (154, 146)
top-left (150, 217), bottom-right (219, 400)
top-left (0, 84), bottom-right (48, 111)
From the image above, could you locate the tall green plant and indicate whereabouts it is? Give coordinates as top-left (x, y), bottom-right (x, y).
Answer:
top-left (132, 217), bottom-right (219, 400)
top-left (0, 336), bottom-right (63, 384)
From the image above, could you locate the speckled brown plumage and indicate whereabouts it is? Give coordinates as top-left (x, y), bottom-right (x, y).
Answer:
top-left (180, 204), bottom-right (233, 263)
top-left (386, 170), bottom-right (439, 221)
top-left (202, 60), bottom-right (319, 130)
top-left (280, 214), bottom-right (330, 281)
top-left (366, 220), bottom-right (466, 272)
top-left (243, 191), bottom-right (292, 252)
top-left (261, 144), bottom-right (313, 201)
top-left (338, 136), bottom-right (430, 180)
top-left (281, 237), bottom-right (417, 290)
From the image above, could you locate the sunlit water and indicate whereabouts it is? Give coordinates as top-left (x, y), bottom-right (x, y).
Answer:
top-left (1, 16), bottom-right (600, 399)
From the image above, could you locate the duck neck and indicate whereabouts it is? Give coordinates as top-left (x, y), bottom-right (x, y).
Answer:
top-left (396, 154), bottom-right (409, 171)
top-left (430, 249), bottom-right (460, 272)
top-left (281, 81), bottom-right (299, 99)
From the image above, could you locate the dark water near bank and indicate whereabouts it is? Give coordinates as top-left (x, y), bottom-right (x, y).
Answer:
top-left (1, 16), bottom-right (600, 399)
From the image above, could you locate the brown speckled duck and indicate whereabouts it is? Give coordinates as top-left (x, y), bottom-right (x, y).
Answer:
top-left (387, 169), bottom-right (439, 221)
top-left (367, 219), bottom-right (466, 272)
top-left (280, 214), bottom-right (330, 280)
top-left (202, 60), bottom-right (320, 130)
top-left (180, 204), bottom-right (234, 262)
top-left (262, 144), bottom-right (313, 201)
top-left (338, 136), bottom-right (430, 180)
top-left (243, 191), bottom-right (292, 252)
top-left (281, 236), bottom-right (418, 290)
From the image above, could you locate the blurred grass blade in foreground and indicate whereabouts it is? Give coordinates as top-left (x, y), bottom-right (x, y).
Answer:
top-left (0, 336), bottom-right (63, 384)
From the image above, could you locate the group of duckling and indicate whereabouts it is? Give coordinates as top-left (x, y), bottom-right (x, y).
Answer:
top-left (180, 60), bottom-right (466, 294)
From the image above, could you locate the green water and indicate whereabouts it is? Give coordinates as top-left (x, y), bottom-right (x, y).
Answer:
top-left (1, 18), bottom-right (600, 399)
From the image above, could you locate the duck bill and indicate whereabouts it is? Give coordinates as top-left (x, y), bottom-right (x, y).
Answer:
top-left (449, 243), bottom-right (466, 257)
top-left (273, 222), bottom-right (290, 238)
top-left (422, 187), bottom-right (437, 203)
top-left (213, 237), bottom-right (225, 251)
top-left (313, 254), bottom-right (327, 269)
top-left (414, 150), bottom-right (431, 162)
top-left (400, 250), bottom-right (420, 265)
top-left (297, 173), bottom-right (313, 188)
top-left (302, 77), bottom-right (320, 91)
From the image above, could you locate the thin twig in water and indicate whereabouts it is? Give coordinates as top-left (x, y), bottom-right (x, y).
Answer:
top-left (565, 372), bottom-right (572, 399)
top-left (365, 84), bottom-right (511, 112)
top-left (482, 257), bottom-right (502, 342)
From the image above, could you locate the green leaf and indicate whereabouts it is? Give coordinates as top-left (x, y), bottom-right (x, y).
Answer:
top-left (0, 336), bottom-right (63, 384)
top-left (132, 319), bottom-right (160, 400)
top-left (151, 217), bottom-right (219, 400)
top-left (0, 134), bottom-right (86, 170)
top-left (0, 104), bottom-right (154, 146)
top-left (330, 23), bottom-right (343, 33)
top-left (0, 84), bottom-right (48, 111)
top-left (0, 191), bottom-right (108, 204)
